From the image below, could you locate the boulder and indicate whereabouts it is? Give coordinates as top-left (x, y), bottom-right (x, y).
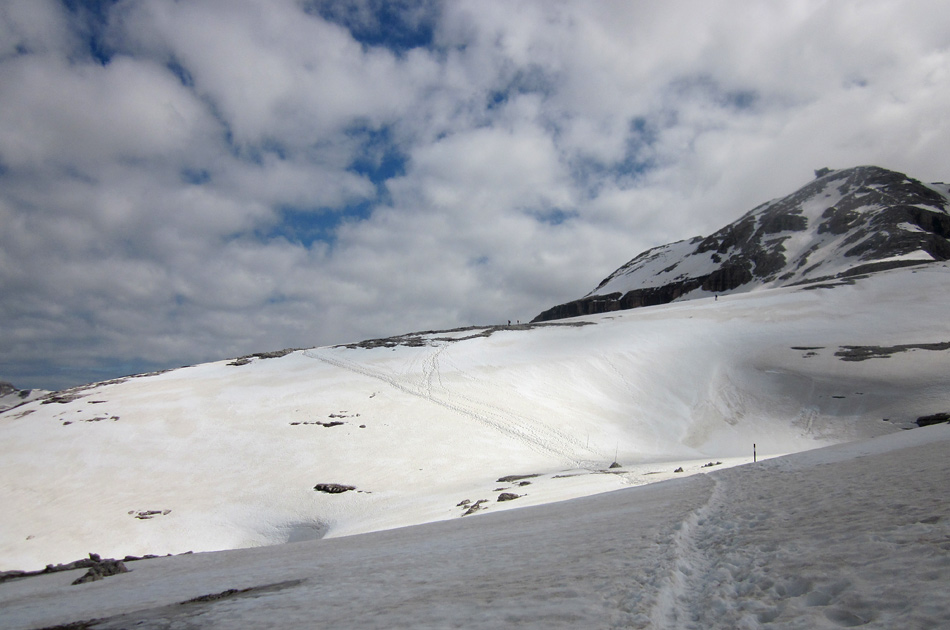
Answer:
top-left (917, 413), bottom-right (950, 427)
top-left (313, 483), bottom-right (356, 494)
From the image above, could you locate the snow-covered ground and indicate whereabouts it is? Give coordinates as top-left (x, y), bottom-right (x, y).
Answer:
top-left (2, 423), bottom-right (948, 629)
top-left (3, 263), bottom-right (949, 573)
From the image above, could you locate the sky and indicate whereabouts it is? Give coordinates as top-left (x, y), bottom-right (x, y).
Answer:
top-left (1, 0), bottom-right (949, 391)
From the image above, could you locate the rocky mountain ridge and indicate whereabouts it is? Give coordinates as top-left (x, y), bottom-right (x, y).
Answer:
top-left (0, 382), bottom-right (48, 413)
top-left (534, 166), bottom-right (950, 321)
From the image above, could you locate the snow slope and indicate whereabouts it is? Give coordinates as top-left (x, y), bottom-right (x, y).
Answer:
top-left (2, 423), bottom-right (948, 629)
top-left (2, 263), bottom-right (950, 574)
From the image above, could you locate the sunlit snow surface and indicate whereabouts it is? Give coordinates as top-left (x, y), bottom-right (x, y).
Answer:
top-left (1, 264), bottom-right (950, 627)
top-left (2, 425), bottom-right (948, 629)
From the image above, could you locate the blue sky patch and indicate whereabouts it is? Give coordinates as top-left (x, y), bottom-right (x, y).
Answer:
top-left (262, 202), bottom-right (374, 248)
top-left (61, 0), bottom-right (121, 65)
top-left (487, 65), bottom-right (556, 112)
top-left (166, 58), bottom-right (195, 88)
top-left (180, 168), bottom-right (211, 185)
top-left (568, 117), bottom-right (660, 196)
top-left (305, 0), bottom-right (440, 55)
top-left (347, 125), bottom-right (407, 186)
top-left (723, 89), bottom-right (758, 111)
top-left (530, 207), bottom-right (578, 226)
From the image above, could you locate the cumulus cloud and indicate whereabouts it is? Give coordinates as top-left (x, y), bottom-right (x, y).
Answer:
top-left (1, 0), bottom-right (949, 389)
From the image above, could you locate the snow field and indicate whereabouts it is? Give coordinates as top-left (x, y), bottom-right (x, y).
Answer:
top-left (1, 264), bottom-right (950, 574)
top-left (2, 424), bottom-right (948, 629)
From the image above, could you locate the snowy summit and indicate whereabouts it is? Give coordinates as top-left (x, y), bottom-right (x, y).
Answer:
top-left (535, 166), bottom-right (950, 320)
top-left (2, 167), bottom-right (950, 628)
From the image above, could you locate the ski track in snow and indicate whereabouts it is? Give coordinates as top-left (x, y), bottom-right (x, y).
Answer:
top-left (303, 345), bottom-right (588, 466)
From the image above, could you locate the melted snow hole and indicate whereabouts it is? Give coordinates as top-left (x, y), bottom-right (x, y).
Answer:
top-left (278, 522), bottom-right (329, 544)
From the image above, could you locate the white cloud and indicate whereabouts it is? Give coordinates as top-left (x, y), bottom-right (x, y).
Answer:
top-left (117, 0), bottom-right (438, 147)
top-left (2, 0), bottom-right (950, 389)
top-left (0, 0), bottom-right (77, 58)
top-left (0, 55), bottom-right (214, 170)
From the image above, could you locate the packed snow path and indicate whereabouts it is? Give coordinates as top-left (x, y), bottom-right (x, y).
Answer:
top-left (3, 425), bottom-right (948, 629)
top-left (650, 432), bottom-right (950, 629)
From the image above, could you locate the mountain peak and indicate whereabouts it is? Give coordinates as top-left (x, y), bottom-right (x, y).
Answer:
top-left (534, 166), bottom-right (950, 321)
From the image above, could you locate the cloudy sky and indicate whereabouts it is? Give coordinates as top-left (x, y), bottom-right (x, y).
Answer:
top-left (2, 0), bottom-right (949, 390)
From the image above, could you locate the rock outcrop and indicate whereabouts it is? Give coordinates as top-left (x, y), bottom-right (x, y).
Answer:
top-left (0, 382), bottom-right (50, 413)
top-left (534, 166), bottom-right (950, 322)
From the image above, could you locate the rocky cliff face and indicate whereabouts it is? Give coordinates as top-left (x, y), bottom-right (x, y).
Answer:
top-left (534, 166), bottom-right (950, 322)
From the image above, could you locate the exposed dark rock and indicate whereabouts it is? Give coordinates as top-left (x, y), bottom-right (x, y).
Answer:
top-left (917, 413), bottom-right (950, 427)
top-left (835, 341), bottom-right (950, 361)
top-left (462, 499), bottom-right (489, 516)
top-left (2, 551), bottom-right (195, 585)
top-left (290, 420), bottom-right (345, 427)
top-left (496, 473), bottom-right (541, 483)
top-left (130, 509), bottom-right (171, 519)
top-left (72, 559), bottom-right (128, 585)
top-left (33, 620), bottom-right (100, 629)
top-left (534, 166), bottom-right (950, 322)
top-left (760, 212), bottom-right (807, 235)
top-left (0, 570), bottom-right (28, 583)
top-left (42, 392), bottom-right (86, 404)
top-left (817, 206), bottom-right (862, 235)
top-left (228, 349), bottom-right (296, 366)
top-left (344, 321), bottom-right (594, 350)
top-left (673, 467), bottom-right (684, 473)
top-left (608, 461), bottom-right (622, 469)
top-left (180, 588), bottom-right (250, 604)
top-left (313, 483), bottom-right (356, 494)
top-left (701, 262), bottom-right (755, 292)
top-left (254, 349), bottom-right (295, 359)
top-left (837, 260), bottom-right (930, 277)
top-left (497, 493), bottom-right (521, 502)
